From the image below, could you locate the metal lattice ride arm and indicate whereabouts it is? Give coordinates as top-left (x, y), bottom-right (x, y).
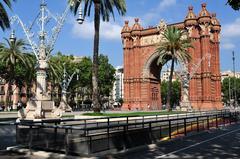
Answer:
top-left (67, 72), bottom-right (76, 88)
top-left (47, 5), bottom-right (70, 59)
top-left (189, 53), bottom-right (211, 79)
top-left (176, 53), bottom-right (211, 83)
top-left (10, 16), bottom-right (39, 61)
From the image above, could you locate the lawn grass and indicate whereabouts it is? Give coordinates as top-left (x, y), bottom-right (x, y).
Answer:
top-left (82, 111), bottom-right (185, 117)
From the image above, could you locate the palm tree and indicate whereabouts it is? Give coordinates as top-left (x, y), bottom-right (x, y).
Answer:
top-left (0, 0), bottom-right (16, 31)
top-left (69, 0), bottom-right (126, 112)
top-left (156, 27), bottom-right (192, 111)
top-left (0, 37), bottom-right (31, 110)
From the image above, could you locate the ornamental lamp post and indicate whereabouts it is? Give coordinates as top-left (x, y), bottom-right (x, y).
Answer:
top-left (58, 64), bottom-right (80, 112)
top-left (10, 0), bottom-right (84, 119)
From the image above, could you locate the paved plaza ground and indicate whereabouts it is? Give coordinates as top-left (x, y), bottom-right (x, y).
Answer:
top-left (0, 111), bottom-right (239, 158)
top-left (1, 123), bottom-right (240, 158)
top-left (109, 123), bottom-right (240, 159)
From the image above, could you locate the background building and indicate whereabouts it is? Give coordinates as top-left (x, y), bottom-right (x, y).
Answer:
top-left (161, 69), bottom-right (178, 82)
top-left (112, 66), bottom-right (124, 106)
top-left (221, 70), bottom-right (240, 81)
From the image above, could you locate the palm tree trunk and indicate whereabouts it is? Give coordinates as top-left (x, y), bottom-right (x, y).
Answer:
top-left (92, 0), bottom-right (101, 112)
top-left (166, 58), bottom-right (175, 111)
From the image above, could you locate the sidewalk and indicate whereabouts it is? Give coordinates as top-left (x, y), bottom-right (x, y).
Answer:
top-left (2, 148), bottom-right (97, 159)
top-left (0, 112), bottom-right (17, 121)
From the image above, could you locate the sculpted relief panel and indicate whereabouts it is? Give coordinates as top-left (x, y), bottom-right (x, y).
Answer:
top-left (141, 34), bottom-right (164, 46)
top-left (141, 20), bottom-right (167, 46)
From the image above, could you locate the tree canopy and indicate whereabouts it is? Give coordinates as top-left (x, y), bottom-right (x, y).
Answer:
top-left (222, 77), bottom-right (240, 105)
top-left (227, 0), bottom-right (240, 10)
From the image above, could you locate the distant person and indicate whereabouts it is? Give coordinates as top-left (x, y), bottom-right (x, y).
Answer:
top-left (17, 101), bottom-right (25, 119)
top-left (128, 104), bottom-right (131, 111)
top-left (147, 104), bottom-right (150, 110)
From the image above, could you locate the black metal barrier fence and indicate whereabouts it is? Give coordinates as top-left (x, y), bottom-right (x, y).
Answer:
top-left (7, 110), bottom-right (240, 155)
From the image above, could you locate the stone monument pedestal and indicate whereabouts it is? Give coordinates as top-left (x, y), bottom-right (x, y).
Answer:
top-left (25, 100), bottom-right (58, 119)
top-left (58, 100), bottom-right (72, 112)
top-left (180, 101), bottom-right (192, 112)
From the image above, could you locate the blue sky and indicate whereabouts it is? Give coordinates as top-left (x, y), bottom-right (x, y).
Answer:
top-left (1, 0), bottom-right (240, 71)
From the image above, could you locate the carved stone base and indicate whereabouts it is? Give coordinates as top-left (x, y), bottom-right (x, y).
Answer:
top-left (58, 100), bottom-right (72, 112)
top-left (180, 101), bottom-right (192, 112)
top-left (25, 100), bottom-right (60, 119)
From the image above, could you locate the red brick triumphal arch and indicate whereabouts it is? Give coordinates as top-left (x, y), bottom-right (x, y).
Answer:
top-left (121, 4), bottom-right (223, 111)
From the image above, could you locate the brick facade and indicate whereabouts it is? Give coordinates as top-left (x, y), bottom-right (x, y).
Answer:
top-left (121, 4), bottom-right (223, 111)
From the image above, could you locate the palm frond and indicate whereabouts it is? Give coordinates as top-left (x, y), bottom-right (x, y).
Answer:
top-left (69, 0), bottom-right (126, 22)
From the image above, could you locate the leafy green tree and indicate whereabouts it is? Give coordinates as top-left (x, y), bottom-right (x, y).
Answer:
top-left (0, 0), bottom-right (15, 31)
top-left (156, 27), bottom-right (192, 111)
top-left (69, 0), bottom-right (126, 112)
top-left (48, 52), bottom-right (75, 103)
top-left (23, 54), bottom-right (36, 99)
top-left (227, 0), bottom-right (240, 10)
top-left (73, 56), bottom-right (92, 103)
top-left (98, 54), bottom-right (115, 107)
top-left (0, 37), bottom-right (32, 110)
top-left (161, 80), bottom-right (181, 108)
top-left (222, 77), bottom-right (240, 105)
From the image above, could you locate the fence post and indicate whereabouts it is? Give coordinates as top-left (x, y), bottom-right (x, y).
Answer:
top-left (54, 122), bottom-right (57, 144)
top-left (149, 122), bottom-right (152, 133)
top-left (160, 126), bottom-right (162, 138)
top-left (184, 118), bottom-right (187, 136)
top-left (177, 120), bottom-right (179, 134)
top-left (29, 125), bottom-right (33, 154)
top-left (207, 116), bottom-right (209, 130)
top-left (216, 115), bottom-right (218, 128)
top-left (107, 118), bottom-right (110, 132)
top-left (197, 117), bottom-right (199, 132)
top-left (168, 120), bottom-right (171, 139)
top-left (84, 119), bottom-right (87, 135)
top-left (126, 117), bottom-right (129, 131)
top-left (65, 128), bottom-right (69, 155)
top-left (107, 117), bottom-right (110, 150)
top-left (223, 112), bottom-right (226, 126)
top-left (15, 124), bottom-right (18, 144)
top-left (235, 111), bottom-right (238, 122)
top-left (230, 113), bottom-right (232, 124)
top-left (142, 116), bottom-right (144, 128)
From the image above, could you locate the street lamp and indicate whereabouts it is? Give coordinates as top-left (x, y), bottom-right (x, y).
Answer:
top-left (9, 0), bottom-right (86, 118)
top-left (232, 51), bottom-right (237, 108)
top-left (10, 30), bottom-right (16, 43)
top-left (59, 64), bottom-right (80, 112)
top-left (76, 2), bottom-right (84, 24)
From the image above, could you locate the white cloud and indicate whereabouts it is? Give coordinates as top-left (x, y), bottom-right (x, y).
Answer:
top-left (72, 20), bottom-right (122, 40)
top-left (221, 42), bottom-right (235, 50)
top-left (140, 0), bottom-right (176, 26)
top-left (158, 0), bottom-right (176, 10)
top-left (222, 18), bottom-right (240, 38)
